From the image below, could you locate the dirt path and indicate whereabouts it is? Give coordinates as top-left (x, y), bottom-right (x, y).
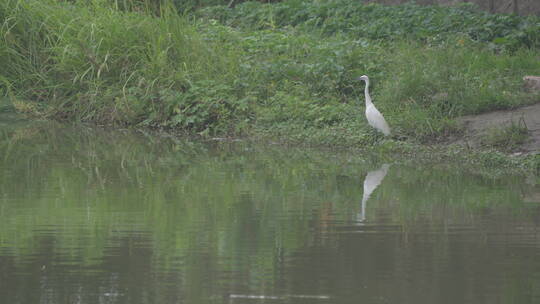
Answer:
top-left (458, 102), bottom-right (540, 154)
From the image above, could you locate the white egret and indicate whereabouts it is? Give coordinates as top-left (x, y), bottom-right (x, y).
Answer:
top-left (358, 164), bottom-right (390, 222)
top-left (357, 75), bottom-right (390, 136)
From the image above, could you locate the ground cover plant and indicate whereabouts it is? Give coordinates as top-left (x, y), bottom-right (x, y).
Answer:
top-left (1, 0), bottom-right (539, 148)
top-left (198, 0), bottom-right (540, 50)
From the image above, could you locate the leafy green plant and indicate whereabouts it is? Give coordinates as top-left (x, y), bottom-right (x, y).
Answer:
top-left (199, 0), bottom-right (540, 50)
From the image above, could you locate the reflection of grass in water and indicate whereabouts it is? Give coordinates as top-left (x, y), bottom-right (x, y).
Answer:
top-left (0, 123), bottom-right (535, 288)
top-left (0, 125), bottom-right (349, 262)
top-left (373, 164), bottom-right (529, 226)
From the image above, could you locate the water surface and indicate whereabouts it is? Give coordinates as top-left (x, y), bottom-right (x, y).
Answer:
top-left (0, 115), bottom-right (539, 304)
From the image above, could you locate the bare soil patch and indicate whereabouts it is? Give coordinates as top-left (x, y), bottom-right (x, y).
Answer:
top-left (458, 102), bottom-right (540, 154)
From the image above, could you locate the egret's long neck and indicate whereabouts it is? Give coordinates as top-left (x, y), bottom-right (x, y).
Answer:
top-left (364, 79), bottom-right (373, 106)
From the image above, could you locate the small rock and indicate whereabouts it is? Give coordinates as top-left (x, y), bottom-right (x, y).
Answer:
top-left (523, 76), bottom-right (540, 92)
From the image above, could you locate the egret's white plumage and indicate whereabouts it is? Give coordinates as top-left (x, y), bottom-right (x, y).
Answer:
top-left (358, 75), bottom-right (390, 136)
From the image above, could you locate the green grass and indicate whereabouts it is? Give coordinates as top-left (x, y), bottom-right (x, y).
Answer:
top-left (1, 0), bottom-right (539, 148)
top-left (1, 0), bottom-right (248, 132)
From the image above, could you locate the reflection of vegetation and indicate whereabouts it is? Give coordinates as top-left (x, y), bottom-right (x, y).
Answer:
top-left (0, 120), bottom-right (538, 302)
top-left (0, 120), bottom-right (535, 248)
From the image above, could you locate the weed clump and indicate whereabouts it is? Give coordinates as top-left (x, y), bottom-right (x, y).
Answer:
top-left (481, 119), bottom-right (529, 151)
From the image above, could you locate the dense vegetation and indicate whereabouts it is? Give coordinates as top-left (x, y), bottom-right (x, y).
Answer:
top-left (1, 0), bottom-right (539, 146)
top-left (200, 0), bottom-right (539, 49)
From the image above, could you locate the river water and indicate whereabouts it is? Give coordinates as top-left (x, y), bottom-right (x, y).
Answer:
top-left (0, 114), bottom-right (539, 304)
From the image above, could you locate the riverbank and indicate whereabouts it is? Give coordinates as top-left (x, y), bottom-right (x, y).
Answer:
top-left (1, 0), bottom-right (539, 174)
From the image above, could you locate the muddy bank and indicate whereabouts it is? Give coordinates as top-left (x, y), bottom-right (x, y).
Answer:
top-left (458, 102), bottom-right (540, 154)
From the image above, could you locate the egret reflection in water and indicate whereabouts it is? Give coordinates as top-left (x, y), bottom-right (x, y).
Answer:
top-left (358, 164), bottom-right (390, 222)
